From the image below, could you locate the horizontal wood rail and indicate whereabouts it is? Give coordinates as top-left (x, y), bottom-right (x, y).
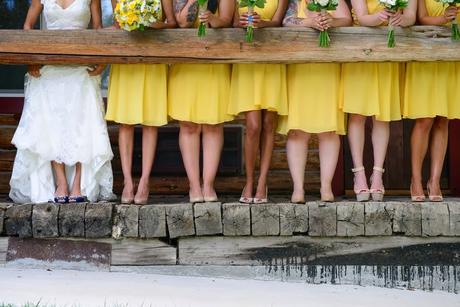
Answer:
top-left (0, 26), bottom-right (459, 64)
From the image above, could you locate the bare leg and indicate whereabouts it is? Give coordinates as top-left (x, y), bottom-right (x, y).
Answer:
top-left (428, 117), bottom-right (449, 198)
top-left (135, 126), bottom-right (158, 204)
top-left (347, 114), bottom-right (369, 192)
top-left (286, 129), bottom-right (309, 203)
top-left (256, 110), bottom-right (277, 200)
top-left (52, 161), bottom-right (69, 197)
top-left (179, 121), bottom-right (203, 200)
top-left (202, 124), bottom-right (224, 200)
top-left (242, 111), bottom-right (262, 199)
top-left (370, 118), bottom-right (390, 192)
top-left (318, 132), bottom-right (340, 201)
top-left (70, 162), bottom-right (82, 197)
top-left (119, 124), bottom-right (135, 202)
top-left (410, 118), bottom-right (434, 197)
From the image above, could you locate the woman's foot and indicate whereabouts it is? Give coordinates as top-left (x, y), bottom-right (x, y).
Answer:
top-left (320, 187), bottom-right (334, 202)
top-left (427, 180), bottom-right (443, 202)
top-left (121, 181), bottom-right (135, 204)
top-left (352, 166), bottom-right (370, 202)
top-left (239, 182), bottom-right (253, 204)
top-left (134, 178), bottom-right (150, 205)
top-left (410, 180), bottom-right (426, 202)
top-left (291, 188), bottom-right (305, 204)
top-left (189, 185), bottom-right (204, 203)
top-left (54, 183), bottom-right (69, 203)
top-left (202, 184), bottom-right (218, 202)
top-left (370, 166), bottom-right (385, 201)
top-left (254, 184), bottom-right (268, 204)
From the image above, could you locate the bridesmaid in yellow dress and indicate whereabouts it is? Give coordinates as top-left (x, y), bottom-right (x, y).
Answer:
top-left (341, 0), bottom-right (416, 201)
top-left (107, 0), bottom-right (177, 204)
top-left (280, 0), bottom-right (351, 203)
top-left (229, 0), bottom-right (288, 204)
top-left (404, 0), bottom-right (459, 202)
top-left (169, 0), bottom-right (235, 203)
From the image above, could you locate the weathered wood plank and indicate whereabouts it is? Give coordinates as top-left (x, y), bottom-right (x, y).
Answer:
top-left (107, 239), bottom-right (177, 265)
top-left (0, 27), bottom-right (458, 65)
top-left (4, 204), bottom-right (33, 238)
top-left (112, 204), bottom-right (139, 239)
top-left (177, 236), bottom-right (460, 265)
top-left (85, 203), bottom-right (114, 238)
top-left (32, 203), bottom-right (59, 238)
top-left (194, 202), bottom-right (223, 236)
top-left (0, 237), bottom-right (7, 265)
top-left (222, 203), bottom-right (251, 236)
top-left (139, 205), bottom-right (167, 238)
top-left (165, 204), bottom-right (195, 238)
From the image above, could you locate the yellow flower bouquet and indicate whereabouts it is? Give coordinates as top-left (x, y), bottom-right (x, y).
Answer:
top-left (114, 0), bottom-right (162, 31)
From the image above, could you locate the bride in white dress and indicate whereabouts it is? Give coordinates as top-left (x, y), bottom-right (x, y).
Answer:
top-left (9, 0), bottom-right (115, 203)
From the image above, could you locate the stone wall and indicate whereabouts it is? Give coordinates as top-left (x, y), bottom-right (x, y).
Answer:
top-left (1, 201), bottom-right (459, 239)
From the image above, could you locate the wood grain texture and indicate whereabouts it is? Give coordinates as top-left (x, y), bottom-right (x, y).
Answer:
top-left (0, 27), bottom-right (458, 65)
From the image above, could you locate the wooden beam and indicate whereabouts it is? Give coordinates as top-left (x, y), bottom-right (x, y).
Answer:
top-left (0, 26), bottom-right (459, 64)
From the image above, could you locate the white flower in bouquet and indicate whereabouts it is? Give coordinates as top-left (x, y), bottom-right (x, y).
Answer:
top-left (378, 0), bottom-right (408, 47)
top-left (307, 0), bottom-right (339, 47)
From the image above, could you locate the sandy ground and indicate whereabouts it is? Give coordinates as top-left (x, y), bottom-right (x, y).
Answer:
top-left (0, 268), bottom-right (458, 307)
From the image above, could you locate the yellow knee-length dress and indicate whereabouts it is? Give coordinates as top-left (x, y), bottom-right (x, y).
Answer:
top-left (403, 0), bottom-right (460, 119)
top-left (106, 8), bottom-right (168, 127)
top-left (168, 12), bottom-right (233, 125)
top-left (106, 64), bottom-right (168, 126)
top-left (340, 0), bottom-right (403, 122)
top-left (228, 0), bottom-right (288, 116)
top-left (278, 1), bottom-right (345, 135)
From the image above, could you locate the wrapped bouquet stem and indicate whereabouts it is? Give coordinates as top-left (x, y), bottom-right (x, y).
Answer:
top-left (238, 0), bottom-right (267, 43)
top-left (436, 1), bottom-right (460, 41)
top-left (114, 0), bottom-right (162, 31)
top-left (197, 0), bottom-right (208, 37)
top-left (307, 0), bottom-right (339, 48)
top-left (379, 0), bottom-right (408, 48)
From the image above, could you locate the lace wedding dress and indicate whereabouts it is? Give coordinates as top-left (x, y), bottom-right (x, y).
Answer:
top-left (9, 0), bottom-right (115, 203)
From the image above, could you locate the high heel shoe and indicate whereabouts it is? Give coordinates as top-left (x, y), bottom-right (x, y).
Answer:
top-left (134, 198), bottom-right (148, 205)
top-left (253, 187), bottom-right (268, 204)
top-left (239, 186), bottom-right (253, 204)
top-left (204, 195), bottom-right (219, 202)
top-left (410, 183), bottom-right (426, 202)
top-left (370, 166), bottom-right (385, 201)
top-left (290, 189), bottom-right (305, 204)
top-left (427, 181), bottom-right (443, 202)
top-left (352, 166), bottom-right (370, 202)
top-left (320, 188), bottom-right (334, 202)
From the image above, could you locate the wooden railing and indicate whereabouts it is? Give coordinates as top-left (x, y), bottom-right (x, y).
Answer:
top-left (0, 26), bottom-right (459, 64)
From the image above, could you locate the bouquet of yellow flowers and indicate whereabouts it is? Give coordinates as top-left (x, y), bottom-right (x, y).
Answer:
top-left (114, 0), bottom-right (162, 31)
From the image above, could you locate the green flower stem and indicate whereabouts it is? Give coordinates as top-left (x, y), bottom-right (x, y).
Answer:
top-left (387, 17), bottom-right (395, 48)
top-left (452, 19), bottom-right (460, 41)
top-left (245, 6), bottom-right (255, 43)
top-left (198, 22), bottom-right (206, 37)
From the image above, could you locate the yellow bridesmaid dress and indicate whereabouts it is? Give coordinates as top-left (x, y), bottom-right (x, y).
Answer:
top-left (403, 1), bottom-right (460, 119)
top-left (168, 10), bottom-right (233, 125)
top-left (228, 0), bottom-right (288, 116)
top-left (107, 64), bottom-right (168, 126)
top-left (106, 8), bottom-right (168, 127)
top-left (340, 0), bottom-right (403, 122)
top-left (278, 1), bottom-right (345, 135)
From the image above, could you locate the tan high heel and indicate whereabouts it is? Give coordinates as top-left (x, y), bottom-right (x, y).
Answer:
top-left (370, 166), bottom-right (385, 201)
top-left (410, 183), bottom-right (426, 202)
top-left (427, 180), bottom-right (443, 202)
top-left (239, 186), bottom-right (253, 204)
top-left (320, 188), bottom-right (335, 202)
top-left (352, 166), bottom-right (370, 202)
top-left (253, 187), bottom-right (268, 204)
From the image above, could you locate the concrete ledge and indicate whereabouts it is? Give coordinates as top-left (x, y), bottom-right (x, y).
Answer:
top-left (1, 201), bottom-right (460, 239)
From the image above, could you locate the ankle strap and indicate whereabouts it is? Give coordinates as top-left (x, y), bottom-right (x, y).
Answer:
top-left (373, 166), bottom-right (385, 173)
top-left (351, 166), bottom-right (365, 173)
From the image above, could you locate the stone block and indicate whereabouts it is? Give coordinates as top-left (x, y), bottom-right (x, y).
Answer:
top-left (166, 204), bottom-right (195, 239)
top-left (5, 204), bottom-right (33, 238)
top-left (308, 202), bottom-right (337, 236)
top-left (280, 203), bottom-right (309, 236)
top-left (85, 203), bottom-right (113, 238)
top-left (448, 202), bottom-right (460, 236)
top-left (392, 202), bottom-right (422, 236)
top-left (194, 202), bottom-right (222, 236)
top-left (337, 202), bottom-right (364, 237)
top-left (139, 205), bottom-right (167, 238)
top-left (59, 203), bottom-right (86, 237)
top-left (251, 204), bottom-right (280, 236)
top-left (365, 202), bottom-right (392, 236)
top-left (32, 203), bottom-right (59, 238)
top-left (222, 203), bottom-right (251, 236)
top-left (113, 205), bottom-right (139, 239)
top-left (421, 203), bottom-right (450, 236)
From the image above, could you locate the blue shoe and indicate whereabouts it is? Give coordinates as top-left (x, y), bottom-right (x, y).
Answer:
top-left (68, 195), bottom-right (88, 203)
top-left (54, 196), bottom-right (69, 203)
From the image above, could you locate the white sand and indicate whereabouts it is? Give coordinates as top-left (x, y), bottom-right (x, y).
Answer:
top-left (0, 268), bottom-right (458, 307)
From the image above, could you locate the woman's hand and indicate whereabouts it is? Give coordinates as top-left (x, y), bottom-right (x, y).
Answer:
top-left (444, 5), bottom-right (458, 21)
top-left (387, 9), bottom-right (403, 26)
top-left (199, 10), bottom-right (215, 24)
top-left (377, 9), bottom-right (392, 23)
top-left (239, 12), bottom-right (262, 28)
top-left (28, 65), bottom-right (42, 78)
top-left (87, 64), bottom-right (106, 76)
top-left (317, 11), bottom-right (333, 30)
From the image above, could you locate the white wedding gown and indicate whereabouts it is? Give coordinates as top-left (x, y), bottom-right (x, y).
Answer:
top-left (9, 0), bottom-right (115, 203)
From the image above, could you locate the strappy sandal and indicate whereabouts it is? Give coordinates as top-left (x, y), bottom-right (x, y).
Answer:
top-left (68, 195), bottom-right (88, 203)
top-left (253, 186), bottom-right (268, 204)
top-left (352, 166), bottom-right (370, 202)
top-left (370, 166), bottom-right (385, 201)
top-left (410, 183), bottom-right (426, 202)
top-left (427, 180), bottom-right (443, 202)
top-left (54, 196), bottom-right (69, 204)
